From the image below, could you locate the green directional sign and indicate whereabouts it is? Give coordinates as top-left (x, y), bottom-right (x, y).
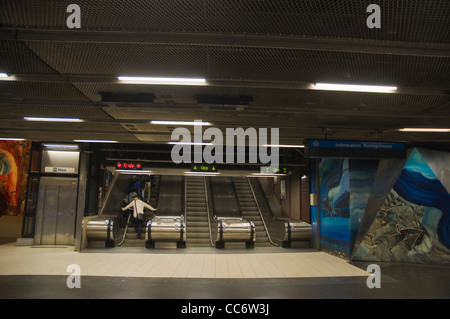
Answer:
top-left (261, 166), bottom-right (289, 174)
top-left (191, 164), bottom-right (219, 173)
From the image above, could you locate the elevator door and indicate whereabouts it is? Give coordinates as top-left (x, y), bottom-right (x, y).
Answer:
top-left (35, 177), bottom-right (78, 245)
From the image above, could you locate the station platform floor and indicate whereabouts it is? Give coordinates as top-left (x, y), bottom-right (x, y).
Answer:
top-left (0, 242), bottom-right (449, 301)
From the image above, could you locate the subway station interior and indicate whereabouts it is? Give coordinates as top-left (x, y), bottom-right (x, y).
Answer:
top-left (0, 1), bottom-right (449, 303)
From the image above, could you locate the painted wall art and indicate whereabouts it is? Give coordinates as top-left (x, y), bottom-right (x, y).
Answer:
top-left (314, 147), bottom-right (449, 263)
top-left (353, 148), bottom-right (450, 263)
top-left (318, 158), bottom-right (378, 258)
top-left (0, 140), bottom-right (31, 216)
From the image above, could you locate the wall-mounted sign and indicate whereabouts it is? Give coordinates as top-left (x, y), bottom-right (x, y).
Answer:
top-left (44, 166), bottom-right (76, 174)
top-left (305, 139), bottom-right (405, 159)
top-left (115, 161), bottom-right (143, 170)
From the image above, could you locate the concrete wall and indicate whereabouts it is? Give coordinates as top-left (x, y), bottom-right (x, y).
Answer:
top-left (267, 172), bottom-right (301, 219)
top-left (0, 215), bottom-right (23, 244)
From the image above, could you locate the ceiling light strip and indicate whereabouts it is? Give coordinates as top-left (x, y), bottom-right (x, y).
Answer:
top-left (43, 144), bottom-right (79, 148)
top-left (118, 76), bottom-right (206, 86)
top-left (74, 139), bottom-right (118, 143)
top-left (263, 144), bottom-right (305, 148)
top-left (0, 138), bottom-right (25, 141)
top-left (168, 142), bottom-right (212, 146)
top-left (313, 83), bottom-right (397, 93)
top-left (24, 117), bottom-right (84, 122)
top-left (152, 120), bottom-right (212, 126)
top-left (398, 128), bottom-right (450, 132)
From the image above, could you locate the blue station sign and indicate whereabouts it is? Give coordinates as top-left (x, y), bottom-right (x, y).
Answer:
top-left (305, 139), bottom-right (405, 159)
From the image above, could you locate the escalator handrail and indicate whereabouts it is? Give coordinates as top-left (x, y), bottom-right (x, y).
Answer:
top-left (181, 176), bottom-right (185, 217)
top-left (203, 177), bottom-right (215, 247)
top-left (246, 177), bottom-right (278, 247)
top-left (208, 177), bottom-right (218, 219)
top-left (116, 211), bottom-right (131, 247)
top-left (255, 178), bottom-right (289, 222)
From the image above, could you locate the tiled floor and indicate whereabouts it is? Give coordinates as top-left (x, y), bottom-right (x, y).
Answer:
top-left (0, 243), bottom-right (369, 279)
top-left (1, 243), bottom-right (449, 300)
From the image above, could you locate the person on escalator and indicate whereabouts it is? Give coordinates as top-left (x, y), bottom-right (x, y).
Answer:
top-left (123, 187), bottom-right (138, 205)
top-left (121, 194), bottom-right (157, 240)
top-left (125, 175), bottom-right (142, 198)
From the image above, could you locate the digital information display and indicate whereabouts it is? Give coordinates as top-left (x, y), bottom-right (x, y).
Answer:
top-left (116, 161), bottom-right (143, 170)
top-left (191, 164), bottom-right (219, 173)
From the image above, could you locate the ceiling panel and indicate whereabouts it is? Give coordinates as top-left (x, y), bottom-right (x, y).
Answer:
top-left (0, 0), bottom-right (448, 149)
top-left (1, 1), bottom-right (449, 43)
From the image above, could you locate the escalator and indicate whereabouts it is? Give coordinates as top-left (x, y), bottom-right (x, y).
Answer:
top-left (121, 175), bottom-right (183, 247)
top-left (83, 173), bottom-right (154, 249)
top-left (233, 177), bottom-right (271, 246)
top-left (155, 175), bottom-right (184, 216)
top-left (184, 176), bottom-right (214, 246)
top-left (209, 177), bottom-right (256, 248)
top-left (209, 176), bottom-right (241, 218)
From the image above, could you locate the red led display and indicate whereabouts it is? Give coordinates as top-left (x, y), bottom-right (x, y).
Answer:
top-left (116, 161), bottom-right (143, 170)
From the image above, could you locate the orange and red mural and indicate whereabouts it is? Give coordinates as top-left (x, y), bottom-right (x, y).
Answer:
top-left (0, 140), bottom-right (31, 216)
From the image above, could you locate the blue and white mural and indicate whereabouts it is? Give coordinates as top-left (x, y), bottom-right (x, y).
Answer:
top-left (318, 158), bottom-right (378, 258)
top-left (353, 149), bottom-right (450, 263)
top-left (318, 158), bottom-right (351, 257)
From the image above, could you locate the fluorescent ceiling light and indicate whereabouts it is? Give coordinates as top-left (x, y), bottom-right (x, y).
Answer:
top-left (313, 83), bottom-right (397, 93)
top-left (184, 171), bottom-right (220, 175)
top-left (43, 144), bottom-right (79, 149)
top-left (168, 142), bottom-right (212, 146)
top-left (118, 76), bottom-right (206, 86)
top-left (74, 139), bottom-right (118, 143)
top-left (0, 73), bottom-right (8, 78)
top-left (116, 170), bottom-right (153, 174)
top-left (263, 144), bottom-right (305, 148)
top-left (250, 173), bottom-right (287, 176)
top-left (152, 120), bottom-right (212, 126)
top-left (24, 117), bottom-right (84, 122)
top-left (398, 128), bottom-right (450, 133)
top-left (0, 138), bottom-right (25, 141)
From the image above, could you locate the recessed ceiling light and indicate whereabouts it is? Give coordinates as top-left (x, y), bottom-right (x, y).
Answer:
top-left (116, 170), bottom-right (153, 174)
top-left (74, 139), bottom-right (118, 143)
top-left (184, 171), bottom-right (221, 175)
top-left (43, 144), bottom-right (79, 149)
top-left (152, 120), bottom-right (212, 126)
top-left (24, 117), bottom-right (84, 122)
top-left (312, 83), bottom-right (397, 93)
top-left (0, 137), bottom-right (25, 141)
top-left (168, 142), bottom-right (212, 146)
top-left (118, 76), bottom-right (206, 86)
top-left (250, 172), bottom-right (287, 176)
top-left (263, 144), bottom-right (305, 148)
top-left (398, 128), bottom-right (450, 133)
